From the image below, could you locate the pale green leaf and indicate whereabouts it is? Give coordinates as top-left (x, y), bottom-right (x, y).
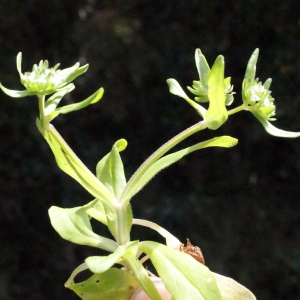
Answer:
top-left (167, 79), bottom-right (206, 117)
top-left (213, 273), bottom-right (256, 300)
top-left (139, 241), bottom-right (221, 300)
top-left (96, 139), bottom-right (127, 199)
top-left (0, 83), bottom-right (35, 98)
top-left (125, 255), bottom-right (163, 300)
top-left (44, 84), bottom-right (75, 115)
top-left (253, 112), bottom-right (300, 137)
top-left (16, 52), bottom-right (22, 75)
top-left (67, 267), bottom-right (139, 300)
top-left (47, 87), bottom-right (104, 120)
top-left (126, 136), bottom-right (237, 200)
top-left (205, 55), bottom-right (228, 130)
top-left (85, 241), bottom-right (138, 274)
top-left (48, 205), bottom-right (117, 252)
top-left (244, 49), bottom-right (259, 82)
top-left (195, 48), bottom-right (210, 88)
top-left (42, 129), bottom-right (114, 204)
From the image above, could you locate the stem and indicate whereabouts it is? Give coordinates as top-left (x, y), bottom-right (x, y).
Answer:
top-left (38, 95), bottom-right (46, 119)
top-left (120, 120), bottom-right (208, 203)
top-left (228, 104), bottom-right (247, 116)
top-left (133, 219), bottom-right (181, 248)
top-left (115, 202), bottom-right (130, 245)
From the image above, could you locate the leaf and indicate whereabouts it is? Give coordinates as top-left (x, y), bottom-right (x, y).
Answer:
top-left (213, 273), bottom-right (256, 300)
top-left (139, 241), bottom-right (221, 300)
top-left (125, 255), bottom-right (163, 300)
top-left (85, 241), bottom-right (138, 274)
top-left (205, 55), bottom-right (228, 130)
top-left (48, 205), bottom-right (117, 252)
top-left (125, 136), bottom-right (237, 200)
top-left (252, 112), bottom-right (300, 138)
top-left (244, 49), bottom-right (259, 82)
top-left (0, 83), bottom-right (35, 98)
top-left (41, 128), bottom-right (114, 204)
top-left (195, 49), bottom-right (210, 89)
top-left (67, 267), bottom-right (139, 300)
top-left (44, 83), bottom-right (75, 116)
top-left (96, 139), bottom-right (127, 199)
top-left (166, 79), bottom-right (207, 118)
top-left (47, 87), bottom-right (104, 121)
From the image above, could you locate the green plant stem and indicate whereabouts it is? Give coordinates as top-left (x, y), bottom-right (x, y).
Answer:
top-left (38, 94), bottom-right (46, 119)
top-left (120, 120), bottom-right (208, 203)
top-left (115, 203), bottom-right (130, 245)
top-left (227, 104), bottom-right (246, 116)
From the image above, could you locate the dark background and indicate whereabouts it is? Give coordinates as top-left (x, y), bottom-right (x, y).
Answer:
top-left (1, 0), bottom-right (300, 299)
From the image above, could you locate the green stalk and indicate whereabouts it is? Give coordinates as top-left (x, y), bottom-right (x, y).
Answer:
top-left (120, 120), bottom-right (208, 203)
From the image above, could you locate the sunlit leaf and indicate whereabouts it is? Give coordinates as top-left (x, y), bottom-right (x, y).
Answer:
top-left (125, 136), bottom-right (237, 200)
top-left (96, 139), bottom-right (127, 198)
top-left (67, 267), bottom-right (139, 300)
top-left (47, 87), bottom-right (104, 121)
top-left (205, 55), bottom-right (228, 130)
top-left (252, 112), bottom-right (300, 137)
top-left (48, 205), bottom-right (117, 252)
top-left (166, 78), bottom-right (207, 118)
top-left (195, 48), bottom-right (210, 89)
top-left (139, 241), bottom-right (221, 300)
top-left (85, 241), bottom-right (138, 274)
top-left (44, 84), bottom-right (75, 115)
top-left (213, 273), bottom-right (256, 300)
top-left (244, 49), bottom-right (259, 82)
top-left (0, 83), bottom-right (35, 98)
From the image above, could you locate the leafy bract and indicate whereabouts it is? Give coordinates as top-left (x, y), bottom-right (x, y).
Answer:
top-left (45, 87), bottom-right (104, 123)
top-left (48, 204), bottom-right (117, 252)
top-left (38, 128), bottom-right (114, 204)
top-left (125, 255), bottom-right (163, 300)
top-left (124, 136), bottom-right (237, 201)
top-left (205, 55), bottom-right (228, 130)
top-left (44, 84), bottom-right (75, 116)
top-left (0, 83), bottom-right (36, 98)
top-left (96, 139), bottom-right (127, 199)
top-left (213, 273), bottom-right (256, 300)
top-left (85, 241), bottom-right (138, 273)
top-left (166, 78), bottom-right (207, 118)
top-left (66, 267), bottom-right (139, 300)
top-left (139, 241), bottom-right (221, 300)
top-left (252, 112), bottom-right (300, 138)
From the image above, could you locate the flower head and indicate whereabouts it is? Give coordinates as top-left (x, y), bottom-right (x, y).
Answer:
top-left (242, 78), bottom-right (276, 120)
top-left (16, 53), bottom-right (88, 95)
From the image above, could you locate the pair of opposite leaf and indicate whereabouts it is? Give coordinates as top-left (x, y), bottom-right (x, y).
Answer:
top-left (167, 48), bottom-right (300, 137)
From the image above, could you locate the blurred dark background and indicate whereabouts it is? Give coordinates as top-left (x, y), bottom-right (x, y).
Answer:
top-left (1, 0), bottom-right (300, 299)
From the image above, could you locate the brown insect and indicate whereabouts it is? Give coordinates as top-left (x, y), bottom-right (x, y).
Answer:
top-left (178, 238), bottom-right (205, 265)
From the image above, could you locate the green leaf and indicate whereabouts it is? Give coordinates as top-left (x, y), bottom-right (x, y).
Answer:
top-left (244, 49), bottom-right (259, 82)
top-left (41, 128), bottom-right (115, 204)
top-left (16, 52), bottom-right (22, 75)
top-left (213, 273), bottom-right (256, 300)
top-left (252, 112), bottom-right (300, 137)
top-left (195, 48), bottom-right (210, 89)
top-left (205, 55), bottom-right (228, 130)
top-left (139, 241), bottom-right (221, 300)
top-left (85, 241), bottom-right (138, 274)
top-left (166, 79), bottom-right (207, 118)
top-left (0, 83), bottom-right (35, 98)
top-left (46, 87), bottom-right (104, 122)
top-left (125, 255), bottom-right (163, 300)
top-left (125, 136), bottom-right (237, 200)
top-left (96, 139), bottom-right (127, 199)
top-left (67, 267), bottom-right (139, 300)
top-left (48, 205), bottom-right (117, 252)
top-left (59, 63), bottom-right (89, 87)
top-left (44, 84), bottom-right (75, 115)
